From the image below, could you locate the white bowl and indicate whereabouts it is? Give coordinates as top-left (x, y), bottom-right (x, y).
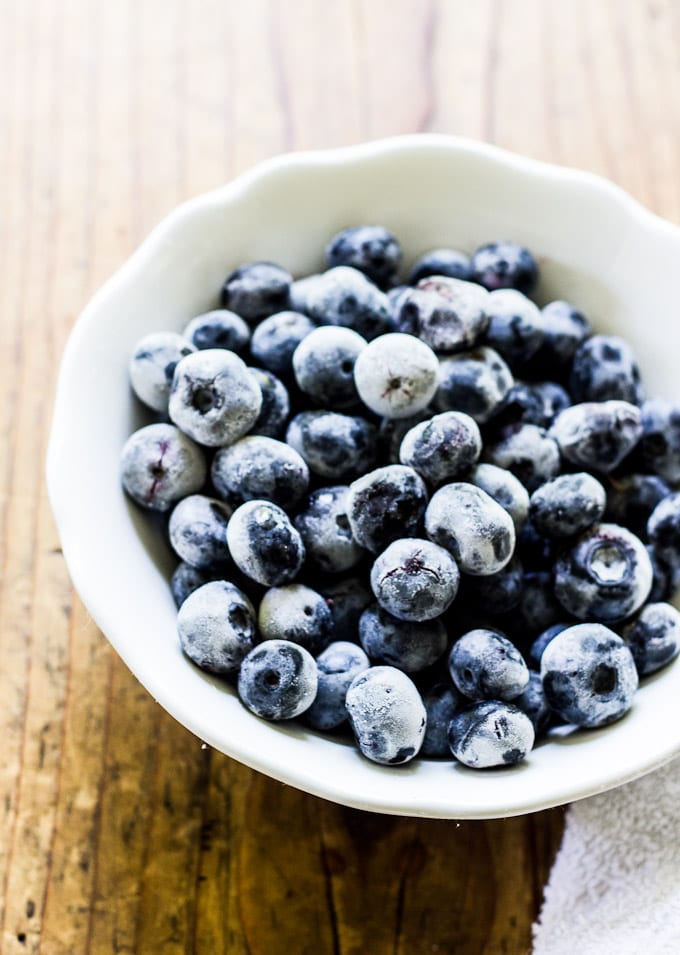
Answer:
top-left (47, 135), bottom-right (680, 819)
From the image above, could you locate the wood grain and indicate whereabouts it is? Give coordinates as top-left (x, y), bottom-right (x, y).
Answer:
top-left (0, 1), bottom-right (678, 952)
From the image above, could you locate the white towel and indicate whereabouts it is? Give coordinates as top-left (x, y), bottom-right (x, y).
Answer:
top-left (533, 756), bottom-right (680, 954)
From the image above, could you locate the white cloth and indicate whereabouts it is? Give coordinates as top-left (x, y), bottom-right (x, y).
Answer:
top-left (533, 757), bottom-right (680, 954)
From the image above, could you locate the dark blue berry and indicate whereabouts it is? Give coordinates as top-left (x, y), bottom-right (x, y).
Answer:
top-left (399, 411), bottom-right (482, 486)
top-left (305, 642), bottom-right (370, 731)
top-left (226, 500), bottom-right (305, 586)
top-left (409, 248), bottom-right (472, 285)
top-left (258, 583), bottom-right (334, 655)
top-left (294, 485), bottom-right (363, 574)
top-left (211, 436), bottom-right (309, 510)
top-left (448, 700), bottom-right (535, 768)
top-left (470, 242), bottom-right (538, 295)
top-left (221, 262), bottom-right (292, 321)
top-left (550, 400), bottom-right (643, 473)
top-left (183, 309), bottom-right (250, 354)
top-left (606, 473), bottom-right (670, 540)
top-left (569, 335), bottom-right (643, 405)
top-left (647, 493), bottom-right (680, 572)
top-left (317, 575), bottom-right (373, 642)
top-left (292, 326), bottom-right (365, 408)
top-left (370, 538), bottom-right (459, 622)
top-left (392, 278), bottom-right (489, 353)
top-left (420, 682), bottom-right (462, 757)
top-left (290, 266), bottom-right (392, 340)
top-left (250, 310), bottom-right (316, 376)
top-left (464, 556), bottom-right (524, 615)
top-left (435, 347), bottom-right (513, 423)
top-left (171, 562), bottom-right (212, 608)
top-left (359, 603), bottom-right (448, 672)
top-left (346, 666), bottom-right (426, 764)
top-left (177, 580), bottom-right (256, 675)
top-left (483, 289), bottom-right (543, 365)
top-left (168, 494), bottom-right (232, 569)
top-left (248, 367), bottom-right (290, 439)
top-left (513, 671), bottom-right (554, 736)
top-left (238, 640), bottom-right (318, 720)
top-left (535, 300), bottom-right (590, 371)
top-left (492, 380), bottom-right (571, 431)
top-left (529, 623), bottom-right (570, 669)
top-left (621, 602), bottom-right (680, 676)
top-left (529, 473), bottom-right (606, 539)
top-left (286, 410), bottom-right (379, 481)
top-left (485, 423), bottom-right (560, 492)
top-left (637, 398), bottom-right (680, 483)
top-left (449, 629), bottom-right (529, 701)
top-left (326, 225), bottom-right (401, 288)
top-left (346, 464), bottom-right (428, 553)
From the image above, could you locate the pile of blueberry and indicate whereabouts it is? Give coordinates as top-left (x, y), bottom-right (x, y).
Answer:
top-left (121, 226), bottom-right (680, 770)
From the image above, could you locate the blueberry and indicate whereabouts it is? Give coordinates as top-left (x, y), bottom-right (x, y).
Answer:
top-left (171, 562), bottom-right (214, 608)
top-left (540, 623), bottom-right (639, 727)
top-left (359, 603), bottom-right (449, 672)
top-left (294, 485), bottom-right (364, 574)
top-left (238, 639), bottom-right (318, 720)
top-left (529, 473), bottom-right (606, 539)
top-left (286, 410), bottom-right (378, 480)
top-left (621, 602), bottom-right (680, 676)
top-left (370, 538), bottom-right (460, 622)
top-left (549, 400), bottom-right (643, 473)
top-left (569, 335), bottom-right (643, 405)
top-left (425, 483), bottom-right (516, 576)
top-left (387, 284), bottom-right (409, 309)
top-left (248, 367), bottom-right (290, 438)
top-left (129, 332), bottom-right (196, 413)
top-left (646, 545), bottom-right (680, 603)
top-left (211, 436), bottom-right (309, 510)
top-left (399, 411), bottom-right (482, 486)
top-left (483, 289), bottom-right (543, 365)
top-left (513, 570), bottom-right (565, 637)
top-left (529, 623), bottom-right (570, 669)
top-left (420, 682), bottom-right (462, 757)
top-left (485, 423), bottom-right (561, 493)
top-left (168, 494), bottom-right (232, 569)
top-left (177, 580), bottom-right (256, 675)
top-left (637, 398), bottom-right (680, 483)
top-left (183, 309), bottom-right (250, 354)
top-left (464, 556), bottom-right (524, 614)
top-left (249, 310), bottom-right (316, 376)
top-left (290, 266), bottom-right (392, 340)
top-left (449, 629), bottom-right (529, 701)
top-left (292, 325), bottom-right (366, 408)
top-left (121, 423), bottom-right (207, 512)
top-left (378, 410), bottom-right (432, 464)
top-left (647, 492), bottom-right (680, 570)
top-left (470, 242), bottom-right (538, 295)
top-left (258, 584), bottom-right (334, 655)
top-left (317, 575), bottom-right (373, 641)
top-left (353, 332), bottom-right (439, 418)
top-left (168, 349), bottom-right (262, 447)
top-left (226, 500), bottom-right (305, 586)
top-left (448, 701), bottom-right (535, 768)
top-left (536, 300), bottom-right (591, 370)
top-left (325, 225), bottom-right (401, 288)
top-left (392, 277), bottom-right (489, 353)
top-left (492, 380), bottom-right (571, 431)
top-left (468, 463), bottom-right (530, 531)
top-left (345, 666), bottom-right (427, 765)
top-left (554, 523), bottom-right (652, 622)
top-left (305, 642), bottom-right (370, 731)
top-left (515, 520), bottom-right (555, 570)
top-left (435, 347), bottom-right (514, 423)
top-left (513, 671), bottom-right (553, 736)
top-left (221, 261), bottom-right (292, 321)
top-left (606, 473), bottom-right (670, 540)
top-left (408, 248), bottom-right (472, 285)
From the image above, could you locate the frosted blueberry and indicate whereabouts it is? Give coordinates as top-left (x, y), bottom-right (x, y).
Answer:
top-left (250, 310), bottom-right (316, 376)
top-left (540, 623), bottom-right (639, 727)
top-left (171, 562), bottom-right (213, 608)
top-left (345, 666), bottom-right (427, 765)
top-left (408, 248), bottom-right (472, 284)
top-left (121, 423), bottom-right (207, 512)
top-left (468, 463), bottom-right (530, 531)
top-left (129, 331), bottom-right (195, 412)
top-left (470, 242), bottom-right (538, 295)
top-left (317, 575), bottom-right (373, 642)
top-left (569, 335), bottom-right (643, 405)
top-left (513, 570), bottom-right (565, 637)
top-left (305, 642), bottom-right (370, 731)
top-left (325, 225), bottom-right (401, 288)
top-left (168, 494), bottom-right (232, 569)
top-left (168, 349), bottom-right (262, 447)
top-left (425, 483), bottom-right (516, 576)
top-left (392, 276), bottom-right (489, 353)
top-left (529, 473), bottom-right (606, 539)
top-left (248, 367), bottom-right (290, 438)
top-left (529, 623), bottom-right (571, 669)
top-left (485, 423), bottom-right (560, 493)
top-left (449, 629), bottom-right (529, 701)
top-left (292, 325), bottom-right (366, 408)
top-left (258, 584), bottom-right (334, 655)
top-left (435, 347), bottom-right (513, 423)
top-left (464, 556), bottom-right (524, 614)
top-left (549, 400), bottom-right (642, 474)
top-left (370, 538), bottom-right (459, 621)
top-left (226, 500), bottom-right (305, 586)
top-left (483, 289), bottom-right (543, 365)
top-left (399, 411), bottom-right (482, 486)
top-left (183, 309), bottom-right (250, 354)
top-left (177, 580), bottom-right (256, 675)
top-left (621, 602), bottom-right (680, 676)
top-left (637, 398), bottom-right (680, 483)
top-left (536, 300), bottom-right (590, 371)
top-left (293, 485), bottom-right (363, 574)
top-left (211, 436), bottom-right (309, 510)
top-left (347, 464), bottom-right (428, 554)
top-left (492, 380), bottom-right (571, 431)
top-left (286, 410), bottom-right (378, 480)
top-left (353, 332), bottom-right (439, 419)
top-left (379, 410), bottom-right (432, 463)
top-left (221, 261), bottom-right (292, 321)
top-left (513, 672), bottom-right (553, 736)
top-left (420, 682), bottom-right (462, 757)
top-left (647, 545), bottom-right (680, 603)
top-left (358, 604), bottom-right (448, 672)
top-left (448, 701), bottom-right (535, 768)
top-left (238, 640), bottom-right (318, 720)
top-left (648, 493), bottom-right (680, 570)
top-left (290, 266), bottom-right (392, 340)
top-left (606, 473), bottom-right (671, 540)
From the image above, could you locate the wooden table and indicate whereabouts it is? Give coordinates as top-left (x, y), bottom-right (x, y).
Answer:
top-left (2, 1), bottom-right (678, 951)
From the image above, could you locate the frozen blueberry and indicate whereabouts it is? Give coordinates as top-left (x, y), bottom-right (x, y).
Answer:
top-left (470, 242), bottom-right (538, 295)
top-left (637, 398), bottom-right (680, 483)
top-left (569, 335), bottom-right (643, 405)
top-left (305, 642), bottom-right (370, 731)
top-left (513, 671), bottom-right (553, 736)
top-left (529, 473), bottom-right (606, 539)
top-left (345, 666), bottom-right (427, 765)
top-left (238, 639), bottom-right (318, 720)
top-left (317, 575), bottom-right (373, 641)
top-left (171, 562), bottom-right (213, 608)
top-left (292, 325), bottom-right (366, 408)
top-left (492, 380), bottom-right (571, 431)
top-left (529, 623), bottom-right (571, 669)
top-left (353, 332), bottom-right (439, 419)
top-left (387, 284), bottom-right (409, 309)
top-left (420, 682), bottom-right (462, 757)
top-left (286, 410), bottom-right (378, 480)
top-left (177, 580), bottom-right (256, 675)
top-left (258, 584), bottom-right (334, 655)
top-left (513, 570), bottom-right (565, 637)
top-left (183, 310), bottom-right (250, 354)
top-left (554, 523), bottom-right (653, 623)
top-left (485, 424), bottom-right (561, 493)
top-left (468, 463), bottom-right (530, 531)
top-left (425, 483), bottom-right (516, 576)
top-left (370, 538), bottom-right (460, 622)
top-left (606, 473), bottom-right (670, 540)
top-left (168, 494), bottom-right (232, 569)
top-left (290, 266), bottom-right (392, 340)
top-left (449, 629), bottom-right (529, 701)
top-left (226, 500), bottom-right (305, 586)
top-left (121, 423), bottom-right (207, 512)
top-left (464, 556), bottom-right (524, 614)
top-left (408, 248), bottom-right (472, 285)
top-left (448, 701), bottom-right (535, 768)
top-left (221, 261), bottom-right (292, 321)
top-left (294, 485), bottom-right (363, 574)
top-left (536, 300), bottom-right (591, 371)
top-left (392, 277), bottom-right (489, 353)
top-left (540, 623), bottom-right (638, 727)
top-left (359, 603), bottom-right (449, 672)
top-left (211, 436), bottom-right (309, 510)
top-left (646, 545), bottom-right (679, 603)
top-left (483, 289), bottom-right (543, 365)
top-left (250, 310), bottom-right (316, 376)
top-left (168, 349), bottom-right (262, 447)
top-left (379, 410), bottom-right (432, 464)
top-left (129, 331), bottom-right (195, 413)
top-left (549, 400), bottom-right (642, 474)
top-left (435, 347), bottom-right (514, 423)
top-left (248, 367), bottom-right (290, 438)
top-left (399, 411), bottom-right (482, 486)
top-left (647, 492), bottom-right (680, 570)
top-left (621, 602), bottom-right (680, 676)
top-left (326, 225), bottom-right (401, 288)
